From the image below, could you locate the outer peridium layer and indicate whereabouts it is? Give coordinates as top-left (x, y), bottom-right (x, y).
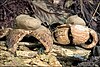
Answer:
top-left (30, 26), bottom-right (53, 53)
top-left (81, 28), bottom-right (98, 49)
top-left (53, 24), bottom-right (70, 45)
top-left (6, 26), bottom-right (53, 53)
top-left (71, 25), bottom-right (98, 49)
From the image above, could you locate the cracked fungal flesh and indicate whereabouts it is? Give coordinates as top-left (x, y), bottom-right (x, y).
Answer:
top-left (53, 24), bottom-right (70, 45)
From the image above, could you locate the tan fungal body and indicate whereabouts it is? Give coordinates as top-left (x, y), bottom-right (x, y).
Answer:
top-left (0, 14), bottom-right (98, 54)
top-left (53, 24), bottom-right (98, 49)
top-left (0, 14), bottom-right (53, 53)
top-left (66, 15), bottom-right (86, 26)
top-left (16, 14), bottom-right (41, 30)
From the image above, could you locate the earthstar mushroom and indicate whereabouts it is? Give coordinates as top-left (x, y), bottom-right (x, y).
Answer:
top-left (0, 14), bottom-right (53, 53)
top-left (53, 24), bottom-right (98, 49)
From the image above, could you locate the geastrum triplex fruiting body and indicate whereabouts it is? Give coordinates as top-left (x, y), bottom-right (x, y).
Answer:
top-left (0, 14), bottom-right (98, 54)
top-left (53, 24), bottom-right (98, 49)
top-left (0, 14), bottom-right (53, 53)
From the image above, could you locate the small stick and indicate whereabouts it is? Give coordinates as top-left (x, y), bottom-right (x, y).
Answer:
top-left (0, 41), bottom-right (37, 46)
top-left (92, 2), bottom-right (100, 17)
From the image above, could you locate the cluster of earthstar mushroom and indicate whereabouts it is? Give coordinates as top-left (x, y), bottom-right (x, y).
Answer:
top-left (0, 14), bottom-right (98, 54)
top-left (53, 15), bottom-right (98, 49)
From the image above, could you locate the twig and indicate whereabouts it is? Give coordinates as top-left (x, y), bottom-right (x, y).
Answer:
top-left (0, 0), bottom-right (7, 7)
top-left (88, 2), bottom-right (100, 17)
top-left (80, 0), bottom-right (88, 23)
top-left (0, 41), bottom-right (37, 46)
top-left (92, 2), bottom-right (100, 17)
top-left (3, 5), bottom-right (13, 13)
